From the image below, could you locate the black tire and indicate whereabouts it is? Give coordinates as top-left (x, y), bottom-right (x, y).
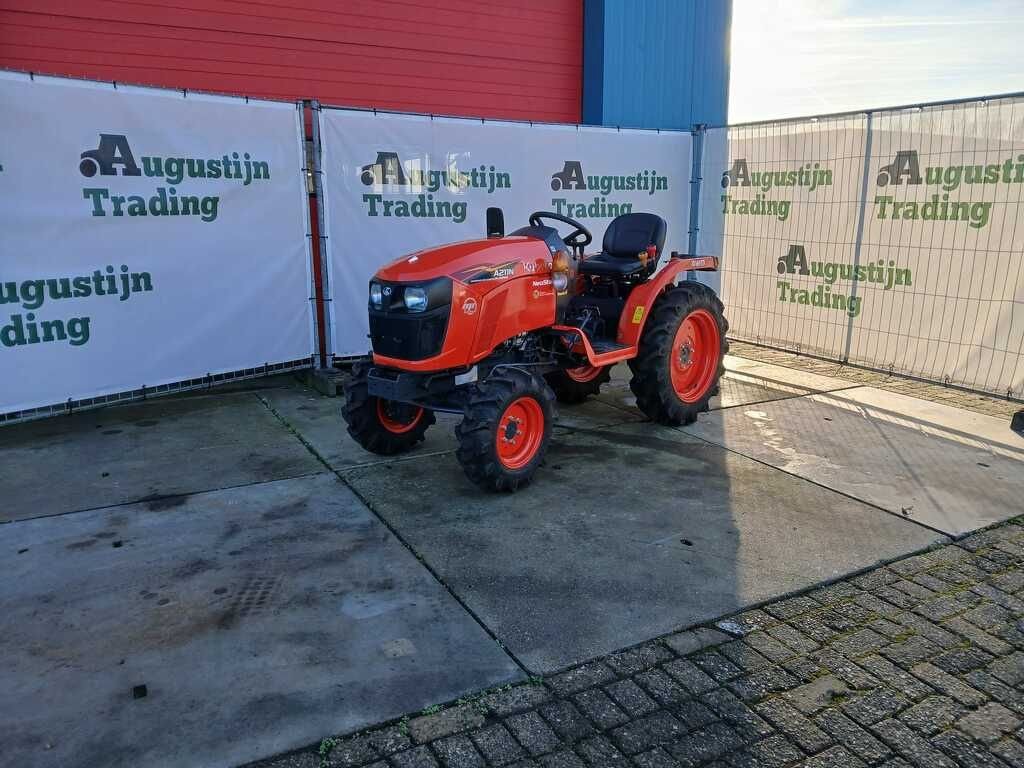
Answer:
top-left (455, 368), bottom-right (556, 492)
top-left (544, 364), bottom-right (613, 404)
top-left (628, 282), bottom-right (729, 425)
top-left (342, 360), bottom-right (435, 455)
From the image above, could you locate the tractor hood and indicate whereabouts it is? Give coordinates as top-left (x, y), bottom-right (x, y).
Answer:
top-left (374, 237), bottom-right (554, 284)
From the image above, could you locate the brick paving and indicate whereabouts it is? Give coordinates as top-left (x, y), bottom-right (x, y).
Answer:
top-left (254, 518), bottom-right (1024, 768)
top-left (728, 340), bottom-right (1021, 420)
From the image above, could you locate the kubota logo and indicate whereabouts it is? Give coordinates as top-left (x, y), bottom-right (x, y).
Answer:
top-left (76, 134), bottom-right (269, 223)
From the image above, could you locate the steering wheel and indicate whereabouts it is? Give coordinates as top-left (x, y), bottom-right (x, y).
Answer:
top-left (529, 211), bottom-right (592, 252)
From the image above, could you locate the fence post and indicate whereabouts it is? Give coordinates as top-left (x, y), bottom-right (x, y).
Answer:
top-left (687, 124), bottom-right (706, 281)
top-left (843, 111), bottom-right (873, 364)
top-left (309, 99), bottom-right (334, 369)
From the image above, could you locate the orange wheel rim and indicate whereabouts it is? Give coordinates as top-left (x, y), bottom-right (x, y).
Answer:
top-left (495, 396), bottom-right (544, 470)
top-left (565, 364), bottom-right (603, 383)
top-left (376, 399), bottom-right (424, 434)
top-left (670, 309), bottom-right (720, 403)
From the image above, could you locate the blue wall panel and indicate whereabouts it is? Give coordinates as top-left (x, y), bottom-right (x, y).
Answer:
top-left (584, 0), bottom-right (731, 130)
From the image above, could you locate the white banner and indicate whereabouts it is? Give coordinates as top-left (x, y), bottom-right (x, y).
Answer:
top-left (698, 116), bottom-right (870, 361)
top-left (851, 100), bottom-right (1024, 395)
top-left (319, 109), bottom-right (692, 357)
top-left (699, 99), bottom-right (1024, 397)
top-left (0, 72), bottom-right (315, 414)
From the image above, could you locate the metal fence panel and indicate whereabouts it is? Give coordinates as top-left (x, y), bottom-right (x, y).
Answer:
top-left (700, 95), bottom-right (1024, 399)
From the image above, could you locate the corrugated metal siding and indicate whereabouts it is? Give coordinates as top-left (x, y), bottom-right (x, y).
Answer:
top-left (597, 0), bottom-right (730, 129)
top-left (0, 0), bottom-right (583, 122)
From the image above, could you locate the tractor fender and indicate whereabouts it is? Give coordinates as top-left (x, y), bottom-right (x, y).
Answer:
top-left (616, 256), bottom-right (718, 347)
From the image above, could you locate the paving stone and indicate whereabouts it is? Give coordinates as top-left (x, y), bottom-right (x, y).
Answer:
top-left (867, 618), bottom-right (905, 639)
top-left (851, 568), bottom-right (899, 591)
top-left (764, 595), bottom-right (822, 621)
top-left (818, 604), bottom-right (874, 632)
top-left (662, 659), bottom-right (718, 695)
top-left (840, 688), bottom-right (910, 726)
top-left (814, 709), bottom-right (892, 765)
top-left (743, 632), bottom-right (797, 663)
top-left (471, 724), bottom-right (526, 766)
top-left (572, 688), bottom-right (629, 730)
top-left (368, 726), bottom-right (413, 757)
top-left (892, 612), bottom-right (962, 649)
top-left (990, 570), bottom-right (1024, 594)
top-left (857, 655), bottom-right (935, 701)
top-left (767, 623), bottom-right (820, 654)
top-left (990, 737), bottom-right (1024, 766)
top-left (701, 688), bottom-right (773, 741)
top-left (667, 722), bottom-right (744, 767)
top-left (635, 669), bottom-right (691, 708)
top-left (962, 603), bottom-right (1013, 630)
top-left (784, 676), bottom-right (851, 715)
top-left (433, 736), bottom-right (486, 768)
top-left (409, 707), bottom-right (486, 744)
top-left (663, 628), bottom-right (732, 657)
top-left (719, 641), bottom-right (773, 673)
top-left (931, 730), bottom-right (1012, 768)
top-left (606, 644), bottom-right (674, 677)
top-left (691, 650), bottom-right (744, 682)
top-left (719, 609), bottom-right (777, 635)
top-left (871, 718), bottom-right (958, 768)
top-left (872, 587), bottom-right (918, 611)
top-left (889, 554), bottom-right (936, 578)
top-left (633, 747), bottom-right (681, 768)
top-left (727, 666), bottom-right (800, 702)
top-left (914, 594), bottom-right (976, 622)
top-left (669, 698), bottom-right (717, 732)
top-left (610, 711), bottom-right (684, 754)
top-left (931, 646), bottom-right (994, 676)
top-left (809, 582), bottom-right (863, 605)
top-left (604, 679), bottom-right (659, 717)
top-left (391, 746), bottom-right (440, 768)
top-left (754, 698), bottom-right (832, 753)
top-left (326, 735), bottom-right (383, 767)
top-left (539, 701), bottom-right (595, 742)
top-left (780, 657), bottom-right (825, 684)
top-left (724, 734), bottom-right (803, 767)
top-left (798, 746), bottom-right (865, 768)
top-left (506, 711), bottom-right (561, 757)
top-left (812, 650), bottom-right (879, 690)
top-left (854, 593), bottom-right (902, 619)
top-left (830, 629), bottom-right (887, 659)
top-left (880, 636), bottom-right (942, 669)
top-left (909, 662), bottom-right (987, 706)
top-left (574, 735), bottom-right (628, 765)
top-left (548, 663), bottom-right (617, 697)
top-left (988, 651), bottom-right (1024, 686)
top-left (483, 686), bottom-right (552, 717)
top-left (897, 695), bottom-right (964, 736)
top-left (537, 751), bottom-right (586, 768)
top-left (943, 617), bottom-right (1014, 656)
top-left (971, 584), bottom-right (1024, 613)
top-left (956, 703), bottom-right (1022, 744)
top-left (890, 580), bottom-right (937, 603)
top-left (964, 670), bottom-right (1024, 715)
top-left (789, 615), bottom-right (839, 645)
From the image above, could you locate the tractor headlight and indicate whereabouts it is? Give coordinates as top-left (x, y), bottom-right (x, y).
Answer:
top-left (369, 282), bottom-right (384, 308)
top-left (403, 286), bottom-right (428, 312)
top-left (552, 272), bottom-right (569, 292)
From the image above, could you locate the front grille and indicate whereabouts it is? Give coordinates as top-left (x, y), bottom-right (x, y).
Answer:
top-left (369, 305), bottom-right (450, 360)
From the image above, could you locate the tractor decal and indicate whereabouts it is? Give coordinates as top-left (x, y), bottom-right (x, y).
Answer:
top-left (452, 261), bottom-right (518, 284)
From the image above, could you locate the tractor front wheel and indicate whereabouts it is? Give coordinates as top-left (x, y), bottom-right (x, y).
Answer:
top-left (455, 368), bottom-right (556, 491)
top-left (545, 363), bottom-right (612, 404)
top-left (629, 282), bottom-right (728, 425)
top-left (342, 360), bottom-right (435, 455)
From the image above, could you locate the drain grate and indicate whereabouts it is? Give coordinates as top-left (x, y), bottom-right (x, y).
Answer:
top-left (228, 575), bottom-right (281, 619)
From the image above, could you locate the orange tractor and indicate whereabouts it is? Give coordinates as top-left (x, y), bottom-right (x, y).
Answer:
top-left (343, 210), bottom-right (728, 490)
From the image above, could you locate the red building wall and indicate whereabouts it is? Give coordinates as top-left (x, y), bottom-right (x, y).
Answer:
top-left (0, 0), bottom-right (583, 122)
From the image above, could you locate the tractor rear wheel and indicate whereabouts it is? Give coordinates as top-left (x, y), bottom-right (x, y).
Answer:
top-left (629, 282), bottom-right (728, 425)
top-left (342, 360), bottom-right (435, 455)
top-left (455, 368), bottom-right (556, 491)
top-left (545, 363), bottom-right (612, 404)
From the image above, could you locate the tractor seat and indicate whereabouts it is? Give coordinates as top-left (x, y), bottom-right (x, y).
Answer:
top-left (579, 213), bottom-right (667, 277)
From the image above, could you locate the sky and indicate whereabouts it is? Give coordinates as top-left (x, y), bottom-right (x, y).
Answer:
top-left (728, 0), bottom-right (1024, 123)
